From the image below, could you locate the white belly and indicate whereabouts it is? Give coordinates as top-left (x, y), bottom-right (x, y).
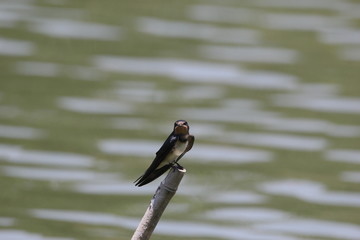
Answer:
top-left (164, 141), bottom-right (188, 164)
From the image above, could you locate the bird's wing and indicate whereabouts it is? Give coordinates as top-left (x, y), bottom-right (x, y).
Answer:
top-left (135, 164), bottom-right (172, 187)
top-left (175, 134), bottom-right (194, 163)
top-left (134, 133), bottom-right (177, 186)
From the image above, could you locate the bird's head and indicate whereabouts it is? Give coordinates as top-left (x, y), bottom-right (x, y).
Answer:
top-left (174, 120), bottom-right (189, 134)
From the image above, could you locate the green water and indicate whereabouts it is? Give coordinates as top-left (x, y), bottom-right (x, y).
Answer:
top-left (1, 0), bottom-right (360, 240)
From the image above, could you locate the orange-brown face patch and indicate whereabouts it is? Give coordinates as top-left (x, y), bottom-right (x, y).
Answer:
top-left (174, 125), bottom-right (188, 134)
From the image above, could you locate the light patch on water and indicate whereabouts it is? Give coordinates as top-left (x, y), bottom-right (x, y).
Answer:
top-left (222, 132), bottom-right (327, 151)
top-left (180, 107), bottom-right (281, 125)
top-left (222, 98), bottom-right (260, 109)
top-left (204, 207), bottom-right (289, 222)
top-left (0, 217), bottom-right (15, 226)
top-left (2, 166), bottom-right (118, 181)
top-left (0, 124), bottom-right (45, 139)
top-left (341, 171), bottom-right (360, 183)
top-left (272, 94), bottom-right (360, 114)
top-left (115, 87), bottom-right (166, 102)
top-left (254, 219), bottom-right (360, 240)
top-left (74, 181), bottom-right (155, 195)
top-left (57, 97), bottom-right (133, 114)
top-left (261, 117), bottom-right (360, 137)
top-left (15, 61), bottom-right (60, 77)
top-left (172, 122), bottom-right (225, 138)
top-left (0, 230), bottom-right (73, 240)
top-left (28, 18), bottom-right (121, 40)
top-left (109, 117), bottom-right (148, 130)
top-left (187, 5), bottom-right (258, 24)
top-left (30, 209), bottom-right (300, 240)
top-left (207, 191), bottom-right (268, 204)
top-left (259, 179), bottom-right (360, 207)
top-left (98, 139), bottom-right (273, 163)
top-left (73, 180), bottom-right (205, 196)
top-left (0, 144), bottom-right (94, 167)
top-left (0, 10), bottom-right (19, 27)
top-left (318, 28), bottom-right (360, 45)
top-left (155, 220), bottom-right (299, 240)
top-left (325, 149), bottom-right (360, 164)
top-left (178, 85), bottom-right (225, 100)
top-left (0, 105), bottom-right (22, 118)
top-left (94, 55), bottom-right (243, 80)
top-left (30, 209), bottom-right (137, 229)
top-left (339, 47), bottom-right (360, 61)
top-left (15, 61), bottom-right (104, 80)
top-left (260, 13), bottom-right (347, 31)
top-left (243, 71), bottom-right (299, 90)
top-left (0, 37), bottom-right (35, 56)
top-left (138, 17), bottom-right (261, 44)
top-left (199, 45), bottom-right (299, 64)
top-left (299, 83), bottom-right (339, 96)
top-left (93, 56), bottom-right (299, 90)
top-left (252, 0), bottom-right (347, 11)
top-left (183, 103), bottom-right (359, 137)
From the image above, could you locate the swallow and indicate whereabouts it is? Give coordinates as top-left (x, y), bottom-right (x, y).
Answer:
top-left (134, 120), bottom-right (195, 187)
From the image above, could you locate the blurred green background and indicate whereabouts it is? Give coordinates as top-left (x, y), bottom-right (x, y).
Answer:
top-left (1, 0), bottom-right (360, 239)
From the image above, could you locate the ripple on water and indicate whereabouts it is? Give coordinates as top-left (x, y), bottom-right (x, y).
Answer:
top-left (0, 37), bottom-right (35, 56)
top-left (206, 191), bottom-right (268, 204)
top-left (29, 209), bottom-right (300, 240)
top-left (339, 46), bottom-right (360, 61)
top-left (73, 179), bottom-right (205, 196)
top-left (341, 171), bottom-right (360, 183)
top-left (137, 17), bottom-right (261, 44)
top-left (272, 94), bottom-right (360, 114)
top-left (0, 125), bottom-right (45, 139)
top-left (222, 132), bottom-right (327, 151)
top-left (93, 56), bottom-right (299, 90)
top-left (204, 207), bottom-right (289, 222)
top-left (2, 166), bottom-right (117, 182)
top-left (325, 149), bottom-right (360, 164)
top-left (259, 179), bottom-right (360, 207)
top-left (0, 144), bottom-right (94, 167)
top-left (199, 45), bottom-right (299, 64)
top-left (254, 219), bottom-right (360, 240)
top-left (14, 61), bottom-right (103, 80)
top-left (252, 0), bottom-right (347, 10)
top-left (187, 5), bottom-right (258, 24)
top-left (0, 230), bottom-right (73, 240)
top-left (0, 217), bottom-right (14, 226)
top-left (28, 19), bottom-right (121, 40)
top-left (260, 13), bottom-right (347, 31)
top-left (57, 97), bottom-right (133, 114)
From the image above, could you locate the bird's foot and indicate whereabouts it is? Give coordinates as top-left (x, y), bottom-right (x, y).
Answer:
top-left (174, 162), bottom-right (184, 170)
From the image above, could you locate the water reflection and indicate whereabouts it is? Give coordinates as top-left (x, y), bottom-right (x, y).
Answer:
top-left (1, 0), bottom-right (360, 239)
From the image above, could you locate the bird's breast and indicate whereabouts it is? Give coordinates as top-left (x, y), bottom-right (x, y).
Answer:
top-left (173, 140), bottom-right (188, 156)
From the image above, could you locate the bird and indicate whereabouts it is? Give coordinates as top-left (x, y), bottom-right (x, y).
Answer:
top-left (134, 120), bottom-right (194, 187)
